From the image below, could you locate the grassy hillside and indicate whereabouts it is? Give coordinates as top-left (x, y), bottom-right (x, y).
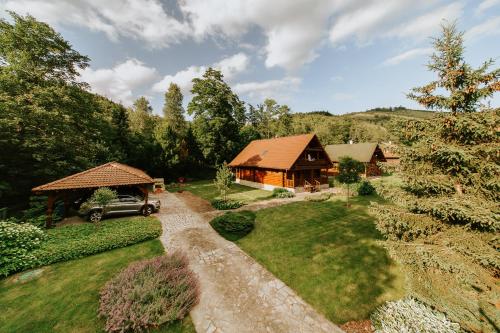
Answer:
top-left (290, 107), bottom-right (436, 145)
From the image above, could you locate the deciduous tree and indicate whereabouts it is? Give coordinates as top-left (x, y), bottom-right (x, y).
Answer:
top-left (188, 68), bottom-right (245, 165)
top-left (336, 157), bottom-right (364, 207)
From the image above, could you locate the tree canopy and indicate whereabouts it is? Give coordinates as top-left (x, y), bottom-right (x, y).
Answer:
top-left (408, 22), bottom-right (500, 113)
top-left (188, 68), bottom-right (245, 165)
top-left (373, 22), bottom-right (500, 332)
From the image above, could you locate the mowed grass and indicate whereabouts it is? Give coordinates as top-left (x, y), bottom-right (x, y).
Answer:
top-left (236, 195), bottom-right (406, 324)
top-left (171, 179), bottom-right (272, 204)
top-left (0, 240), bottom-right (196, 333)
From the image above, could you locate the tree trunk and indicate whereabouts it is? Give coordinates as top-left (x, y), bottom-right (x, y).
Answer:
top-left (346, 185), bottom-right (350, 207)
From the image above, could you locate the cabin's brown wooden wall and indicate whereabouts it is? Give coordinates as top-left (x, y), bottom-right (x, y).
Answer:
top-left (236, 168), bottom-right (284, 186)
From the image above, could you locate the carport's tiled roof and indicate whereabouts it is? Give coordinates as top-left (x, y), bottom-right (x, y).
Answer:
top-left (32, 162), bottom-right (154, 192)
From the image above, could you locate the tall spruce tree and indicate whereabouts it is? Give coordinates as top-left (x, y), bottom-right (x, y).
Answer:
top-left (372, 22), bottom-right (499, 332)
top-left (163, 83), bottom-right (187, 135)
top-left (408, 22), bottom-right (500, 113)
top-left (155, 84), bottom-right (188, 171)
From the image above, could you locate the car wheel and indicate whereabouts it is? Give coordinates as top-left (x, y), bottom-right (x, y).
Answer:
top-left (89, 210), bottom-right (103, 223)
top-left (142, 205), bottom-right (153, 216)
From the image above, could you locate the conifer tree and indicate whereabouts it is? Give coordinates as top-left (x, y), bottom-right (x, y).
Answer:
top-left (163, 83), bottom-right (186, 135)
top-left (372, 22), bottom-right (499, 332)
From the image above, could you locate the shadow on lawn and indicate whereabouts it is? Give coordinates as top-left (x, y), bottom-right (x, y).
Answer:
top-left (239, 195), bottom-right (404, 323)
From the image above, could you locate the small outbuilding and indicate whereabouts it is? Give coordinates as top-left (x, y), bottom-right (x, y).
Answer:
top-left (229, 134), bottom-right (332, 192)
top-left (324, 142), bottom-right (386, 177)
top-left (32, 162), bottom-right (154, 228)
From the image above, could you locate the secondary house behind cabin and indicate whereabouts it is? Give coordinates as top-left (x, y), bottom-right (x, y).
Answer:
top-left (324, 142), bottom-right (386, 177)
top-left (229, 134), bottom-right (332, 193)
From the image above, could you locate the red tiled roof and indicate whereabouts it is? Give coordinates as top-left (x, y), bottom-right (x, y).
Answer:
top-left (229, 134), bottom-right (317, 170)
top-left (32, 162), bottom-right (154, 192)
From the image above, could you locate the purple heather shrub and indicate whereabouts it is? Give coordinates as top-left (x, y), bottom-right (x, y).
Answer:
top-left (99, 251), bottom-right (200, 332)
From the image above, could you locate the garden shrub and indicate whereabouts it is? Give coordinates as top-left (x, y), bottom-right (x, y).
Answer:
top-left (358, 180), bottom-right (376, 196)
top-left (210, 211), bottom-right (255, 241)
top-left (99, 251), bottom-right (200, 333)
top-left (210, 199), bottom-right (243, 210)
top-left (371, 297), bottom-right (460, 333)
top-left (32, 216), bottom-right (161, 270)
top-left (0, 220), bottom-right (45, 276)
top-left (304, 192), bottom-right (332, 202)
top-left (272, 188), bottom-right (295, 198)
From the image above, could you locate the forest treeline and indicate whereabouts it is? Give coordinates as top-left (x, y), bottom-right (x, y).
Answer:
top-left (0, 13), bottom-right (420, 209)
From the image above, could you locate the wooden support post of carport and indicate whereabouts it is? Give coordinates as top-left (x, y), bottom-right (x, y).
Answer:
top-left (46, 192), bottom-right (56, 229)
top-left (139, 184), bottom-right (149, 206)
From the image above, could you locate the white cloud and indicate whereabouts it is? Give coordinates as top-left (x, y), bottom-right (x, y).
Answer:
top-left (152, 53), bottom-right (249, 94)
top-left (79, 59), bottom-right (157, 105)
top-left (233, 77), bottom-right (301, 102)
top-left (476, 0), bottom-right (500, 15)
top-left (329, 1), bottom-right (463, 45)
top-left (2, 0), bottom-right (190, 47)
top-left (152, 65), bottom-right (205, 94)
top-left (332, 92), bottom-right (355, 101)
top-left (385, 2), bottom-right (463, 40)
top-left (465, 16), bottom-right (500, 41)
top-left (214, 53), bottom-right (250, 79)
top-left (383, 47), bottom-right (433, 66)
top-left (180, 0), bottom-right (335, 71)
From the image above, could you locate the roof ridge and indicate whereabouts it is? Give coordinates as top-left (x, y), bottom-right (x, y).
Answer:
top-left (287, 134), bottom-right (317, 170)
top-left (33, 162), bottom-right (116, 190)
top-left (110, 162), bottom-right (152, 182)
top-left (250, 133), bottom-right (314, 144)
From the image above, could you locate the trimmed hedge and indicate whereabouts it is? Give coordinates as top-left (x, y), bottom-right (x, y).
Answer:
top-left (210, 199), bottom-right (243, 210)
top-left (210, 211), bottom-right (255, 241)
top-left (358, 180), bottom-right (376, 196)
top-left (99, 252), bottom-right (199, 333)
top-left (0, 220), bottom-right (46, 276)
top-left (32, 216), bottom-right (162, 270)
top-left (272, 188), bottom-right (295, 198)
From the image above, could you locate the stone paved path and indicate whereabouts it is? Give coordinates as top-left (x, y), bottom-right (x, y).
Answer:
top-left (158, 191), bottom-right (343, 333)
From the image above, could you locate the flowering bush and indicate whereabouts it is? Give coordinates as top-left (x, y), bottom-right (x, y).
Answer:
top-left (99, 252), bottom-right (200, 333)
top-left (0, 220), bottom-right (45, 276)
top-left (371, 298), bottom-right (460, 333)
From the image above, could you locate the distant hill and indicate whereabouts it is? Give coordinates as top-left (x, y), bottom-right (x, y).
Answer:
top-left (290, 107), bottom-right (437, 145)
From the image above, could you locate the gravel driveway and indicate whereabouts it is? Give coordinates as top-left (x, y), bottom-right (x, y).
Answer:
top-left (158, 191), bottom-right (343, 333)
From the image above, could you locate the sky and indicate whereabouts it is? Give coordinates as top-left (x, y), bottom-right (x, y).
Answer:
top-left (1, 0), bottom-right (499, 116)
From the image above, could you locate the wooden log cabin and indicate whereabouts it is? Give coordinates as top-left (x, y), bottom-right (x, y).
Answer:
top-left (324, 142), bottom-right (386, 177)
top-left (229, 134), bottom-right (332, 192)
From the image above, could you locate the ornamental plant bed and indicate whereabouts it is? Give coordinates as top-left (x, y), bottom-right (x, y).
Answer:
top-left (99, 252), bottom-right (200, 333)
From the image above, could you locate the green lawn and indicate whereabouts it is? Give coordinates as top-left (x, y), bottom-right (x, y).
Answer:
top-left (171, 179), bottom-right (273, 204)
top-left (0, 240), bottom-right (196, 333)
top-left (236, 195), bottom-right (406, 324)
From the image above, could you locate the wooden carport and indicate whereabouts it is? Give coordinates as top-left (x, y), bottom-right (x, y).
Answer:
top-left (32, 162), bottom-right (154, 228)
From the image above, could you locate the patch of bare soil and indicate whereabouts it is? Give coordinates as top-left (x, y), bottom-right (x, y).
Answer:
top-left (56, 215), bottom-right (87, 227)
top-left (340, 320), bottom-right (374, 333)
top-left (175, 191), bottom-right (215, 214)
